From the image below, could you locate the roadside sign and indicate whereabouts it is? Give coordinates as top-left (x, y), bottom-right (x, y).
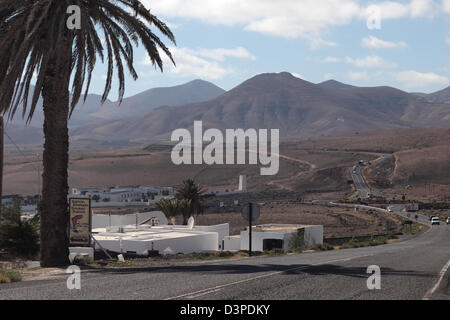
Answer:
top-left (241, 203), bottom-right (260, 222)
top-left (69, 198), bottom-right (92, 246)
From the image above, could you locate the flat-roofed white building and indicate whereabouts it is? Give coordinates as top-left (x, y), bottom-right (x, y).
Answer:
top-left (93, 222), bottom-right (229, 255)
top-left (224, 224), bottom-right (323, 252)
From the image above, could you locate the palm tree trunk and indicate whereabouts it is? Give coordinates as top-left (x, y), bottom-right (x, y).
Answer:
top-left (0, 116), bottom-right (3, 215)
top-left (39, 41), bottom-right (72, 267)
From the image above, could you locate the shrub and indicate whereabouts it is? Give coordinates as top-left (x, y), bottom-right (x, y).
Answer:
top-left (0, 221), bottom-right (40, 258)
top-left (0, 269), bottom-right (22, 283)
top-left (309, 243), bottom-right (334, 251)
top-left (288, 229), bottom-right (306, 252)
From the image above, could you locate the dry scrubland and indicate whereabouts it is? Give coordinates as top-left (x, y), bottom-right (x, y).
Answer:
top-left (195, 203), bottom-right (403, 238)
top-left (4, 129), bottom-right (449, 201)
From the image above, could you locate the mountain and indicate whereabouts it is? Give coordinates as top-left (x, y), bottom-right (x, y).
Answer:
top-left (89, 79), bottom-right (225, 121)
top-left (3, 123), bottom-right (43, 146)
top-left (7, 80), bottom-right (225, 127)
top-left (7, 86), bottom-right (113, 127)
top-left (415, 86), bottom-right (450, 103)
top-left (70, 72), bottom-right (450, 144)
top-left (318, 79), bottom-right (355, 89)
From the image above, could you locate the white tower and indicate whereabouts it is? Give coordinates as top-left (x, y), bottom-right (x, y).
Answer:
top-left (238, 175), bottom-right (247, 192)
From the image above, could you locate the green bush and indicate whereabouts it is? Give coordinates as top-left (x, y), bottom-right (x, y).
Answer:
top-left (309, 243), bottom-right (334, 251)
top-left (0, 221), bottom-right (40, 258)
top-left (0, 269), bottom-right (22, 283)
top-left (341, 238), bottom-right (364, 249)
top-left (288, 229), bottom-right (306, 252)
top-left (341, 236), bottom-right (388, 249)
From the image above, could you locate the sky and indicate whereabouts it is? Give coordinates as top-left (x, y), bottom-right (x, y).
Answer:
top-left (87, 0), bottom-right (450, 99)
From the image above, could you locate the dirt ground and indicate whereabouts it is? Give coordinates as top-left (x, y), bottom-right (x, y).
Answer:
top-left (194, 203), bottom-right (403, 238)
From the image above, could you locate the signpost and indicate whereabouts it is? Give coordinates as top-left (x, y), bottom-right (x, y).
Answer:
top-left (242, 203), bottom-right (260, 256)
top-left (69, 198), bottom-right (92, 246)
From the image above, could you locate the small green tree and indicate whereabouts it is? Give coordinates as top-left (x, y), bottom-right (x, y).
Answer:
top-left (0, 203), bottom-right (39, 258)
top-left (288, 229), bottom-right (306, 252)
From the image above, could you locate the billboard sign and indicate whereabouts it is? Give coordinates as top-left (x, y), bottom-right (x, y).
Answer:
top-left (69, 198), bottom-right (92, 246)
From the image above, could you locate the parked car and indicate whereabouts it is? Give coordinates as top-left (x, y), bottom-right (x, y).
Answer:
top-left (446, 217), bottom-right (450, 225)
top-left (429, 216), bottom-right (437, 221)
top-left (431, 217), bottom-right (440, 225)
top-left (387, 207), bottom-right (394, 213)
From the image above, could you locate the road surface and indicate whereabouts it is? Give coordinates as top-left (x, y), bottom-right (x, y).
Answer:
top-left (350, 154), bottom-right (392, 199)
top-left (0, 206), bottom-right (448, 300)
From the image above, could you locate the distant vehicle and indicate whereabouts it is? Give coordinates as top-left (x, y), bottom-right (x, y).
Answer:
top-left (360, 201), bottom-right (369, 206)
top-left (387, 207), bottom-right (394, 212)
top-left (368, 161), bottom-right (372, 165)
top-left (446, 217), bottom-right (450, 225)
top-left (431, 217), bottom-right (440, 225)
top-left (430, 216), bottom-right (437, 221)
top-left (358, 160), bottom-right (364, 164)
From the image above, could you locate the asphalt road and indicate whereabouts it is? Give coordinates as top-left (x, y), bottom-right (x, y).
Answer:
top-left (350, 154), bottom-right (392, 199)
top-left (350, 164), bottom-right (371, 199)
top-left (0, 207), bottom-right (448, 300)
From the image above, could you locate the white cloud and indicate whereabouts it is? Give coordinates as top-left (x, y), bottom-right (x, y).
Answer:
top-left (196, 47), bottom-right (256, 61)
top-left (143, 0), bottom-right (436, 47)
top-left (362, 35), bottom-right (407, 49)
top-left (291, 72), bottom-right (305, 80)
top-left (142, 46), bottom-right (255, 80)
top-left (361, 0), bottom-right (437, 20)
top-left (324, 56), bottom-right (341, 63)
top-left (346, 55), bottom-right (396, 68)
top-left (393, 70), bottom-right (450, 87)
top-left (444, 0), bottom-right (450, 12)
top-left (347, 71), bottom-right (370, 81)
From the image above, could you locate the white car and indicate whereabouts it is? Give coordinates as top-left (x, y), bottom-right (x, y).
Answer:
top-left (387, 207), bottom-right (394, 212)
top-left (431, 217), bottom-right (440, 226)
top-left (446, 217), bottom-right (450, 225)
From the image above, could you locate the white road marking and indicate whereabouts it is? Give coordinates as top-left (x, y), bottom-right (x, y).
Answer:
top-left (186, 289), bottom-right (223, 299)
top-left (423, 259), bottom-right (450, 300)
top-left (165, 255), bottom-right (371, 300)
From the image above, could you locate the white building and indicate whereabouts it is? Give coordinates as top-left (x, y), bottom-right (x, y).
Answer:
top-left (72, 186), bottom-right (174, 203)
top-left (223, 224), bottom-right (323, 252)
top-left (93, 222), bottom-right (230, 255)
top-left (92, 211), bottom-right (323, 255)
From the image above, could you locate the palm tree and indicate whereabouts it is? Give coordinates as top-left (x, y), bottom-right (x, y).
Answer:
top-left (155, 198), bottom-right (179, 224)
top-left (0, 1), bottom-right (175, 267)
top-left (155, 198), bottom-right (191, 225)
top-left (176, 179), bottom-right (205, 224)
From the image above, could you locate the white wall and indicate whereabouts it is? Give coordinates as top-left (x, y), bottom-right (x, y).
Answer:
top-left (193, 224), bottom-right (229, 249)
top-left (223, 236), bottom-right (241, 251)
top-left (92, 211), bottom-right (168, 228)
top-left (240, 231), bottom-right (285, 251)
top-left (239, 226), bottom-right (324, 252)
top-left (121, 232), bottom-right (218, 255)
